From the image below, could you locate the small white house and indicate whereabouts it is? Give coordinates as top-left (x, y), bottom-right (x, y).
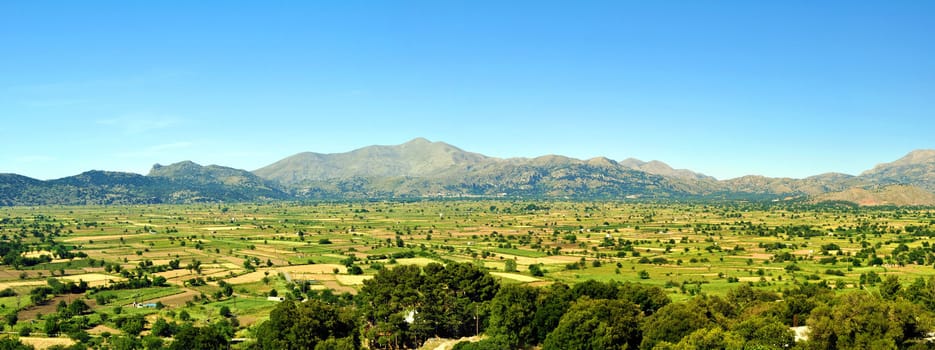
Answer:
top-left (404, 310), bottom-right (417, 324)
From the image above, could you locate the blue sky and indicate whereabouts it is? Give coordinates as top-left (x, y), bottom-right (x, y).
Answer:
top-left (2, 1), bottom-right (933, 180)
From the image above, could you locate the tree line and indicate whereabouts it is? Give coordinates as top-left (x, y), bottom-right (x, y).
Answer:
top-left (241, 262), bottom-right (935, 350)
top-left (3, 261), bottom-right (934, 349)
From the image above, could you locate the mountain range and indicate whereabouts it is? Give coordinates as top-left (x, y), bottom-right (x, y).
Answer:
top-left (2, 138), bottom-right (934, 206)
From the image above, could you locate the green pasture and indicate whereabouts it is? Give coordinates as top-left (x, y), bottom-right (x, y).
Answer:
top-left (1, 201), bottom-right (934, 339)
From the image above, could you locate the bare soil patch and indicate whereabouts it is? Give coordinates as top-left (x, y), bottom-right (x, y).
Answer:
top-left (21, 251), bottom-right (54, 258)
top-left (64, 234), bottom-right (135, 243)
top-left (489, 272), bottom-right (540, 282)
top-left (225, 271), bottom-right (270, 285)
top-left (199, 226), bottom-right (243, 231)
top-left (143, 288), bottom-right (197, 307)
top-left (421, 336), bottom-right (484, 350)
top-left (277, 264), bottom-right (346, 274)
top-left (155, 270), bottom-right (194, 280)
top-left (18, 293), bottom-right (97, 320)
top-left (0, 280), bottom-right (46, 290)
top-left (61, 273), bottom-right (122, 288)
top-left (225, 265), bottom-right (345, 285)
top-left (729, 253), bottom-right (773, 260)
top-left (0, 270), bottom-right (31, 280)
top-left (491, 254), bottom-right (578, 266)
top-left (19, 337), bottom-right (76, 349)
top-left (335, 275), bottom-right (373, 285)
top-left (87, 324), bottom-right (122, 335)
top-left (393, 258), bottom-right (439, 266)
top-left (320, 280), bottom-right (356, 294)
top-left (525, 281), bottom-right (555, 288)
top-left (238, 315), bottom-right (261, 327)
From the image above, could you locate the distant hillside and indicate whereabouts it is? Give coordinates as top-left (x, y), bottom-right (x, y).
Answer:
top-left (861, 150), bottom-right (935, 192)
top-left (254, 138), bottom-right (715, 199)
top-left (618, 158), bottom-right (715, 181)
top-left (1, 139), bottom-right (933, 205)
top-left (0, 162), bottom-right (289, 205)
top-left (721, 173), bottom-right (864, 197)
top-left (253, 141), bottom-right (935, 202)
top-left (813, 185), bottom-right (935, 206)
top-left (0, 174), bottom-right (46, 206)
top-left (149, 161), bottom-right (286, 197)
top-left (254, 138), bottom-right (490, 185)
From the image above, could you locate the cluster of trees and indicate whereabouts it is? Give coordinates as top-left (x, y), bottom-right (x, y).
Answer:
top-left (475, 280), bottom-right (669, 349)
top-left (4, 260), bottom-right (935, 349)
top-left (241, 264), bottom-right (935, 350)
top-left (0, 236), bottom-right (85, 269)
top-left (251, 299), bottom-right (358, 350)
top-left (357, 262), bottom-right (499, 348)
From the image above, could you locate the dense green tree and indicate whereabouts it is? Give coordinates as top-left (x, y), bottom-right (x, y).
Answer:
top-left (56, 300), bottom-right (68, 315)
top-left (142, 335), bottom-right (164, 350)
top-left (114, 315), bottom-right (145, 336)
top-left (531, 283), bottom-right (574, 343)
top-left (313, 337), bottom-right (358, 350)
top-left (66, 300), bottom-right (89, 316)
top-left (253, 299), bottom-right (358, 350)
top-left (4, 312), bottom-right (17, 327)
top-left (660, 327), bottom-right (745, 350)
top-left (358, 263), bottom-right (498, 349)
top-left (170, 323), bottom-right (229, 350)
top-left (150, 317), bottom-right (175, 337)
top-left (504, 259), bottom-right (517, 272)
top-left (108, 335), bottom-right (142, 350)
top-left (219, 305), bottom-right (232, 318)
top-left (881, 275), bottom-right (902, 300)
top-left (542, 298), bottom-right (643, 350)
top-left (726, 284), bottom-right (779, 311)
top-left (43, 315), bottom-right (60, 336)
top-left (804, 292), bottom-right (931, 350)
top-left (418, 263), bottom-right (499, 338)
top-left (153, 275), bottom-right (168, 287)
top-left (731, 315), bottom-right (795, 349)
top-left (903, 276), bottom-right (935, 313)
top-left (451, 336), bottom-right (511, 350)
top-left (571, 279), bottom-right (618, 300)
top-left (528, 263), bottom-right (544, 277)
top-left (764, 282), bottom-right (833, 326)
top-left (640, 300), bottom-right (713, 349)
top-left (0, 337), bottom-right (34, 350)
top-left (359, 264), bottom-right (424, 348)
top-left (618, 282), bottom-right (671, 316)
top-left (486, 284), bottom-right (540, 348)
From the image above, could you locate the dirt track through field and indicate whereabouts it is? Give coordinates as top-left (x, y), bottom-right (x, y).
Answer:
top-left (142, 288), bottom-right (198, 307)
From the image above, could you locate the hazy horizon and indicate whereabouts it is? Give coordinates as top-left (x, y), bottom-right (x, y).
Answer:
top-left (3, 2), bottom-right (933, 180)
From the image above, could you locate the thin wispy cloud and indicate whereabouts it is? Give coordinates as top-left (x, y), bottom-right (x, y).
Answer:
top-left (220, 151), bottom-right (270, 158)
top-left (148, 141), bottom-right (194, 152)
top-left (97, 114), bottom-right (183, 134)
top-left (14, 155), bottom-right (57, 163)
top-left (21, 98), bottom-right (88, 108)
top-left (6, 70), bottom-right (185, 94)
top-left (116, 141), bottom-right (194, 159)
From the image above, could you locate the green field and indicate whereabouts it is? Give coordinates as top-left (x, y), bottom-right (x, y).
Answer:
top-left (1, 201), bottom-right (934, 348)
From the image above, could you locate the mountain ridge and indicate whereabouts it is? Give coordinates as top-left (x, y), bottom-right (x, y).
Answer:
top-left (1, 138), bottom-right (933, 205)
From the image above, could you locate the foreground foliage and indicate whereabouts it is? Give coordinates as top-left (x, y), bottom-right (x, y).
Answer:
top-left (252, 299), bottom-right (358, 350)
